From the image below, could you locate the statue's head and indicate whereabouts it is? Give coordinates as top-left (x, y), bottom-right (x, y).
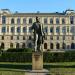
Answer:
top-left (36, 16), bottom-right (39, 22)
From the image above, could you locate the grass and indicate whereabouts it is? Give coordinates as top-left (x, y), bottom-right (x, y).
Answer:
top-left (0, 71), bottom-right (25, 75)
top-left (0, 62), bottom-right (75, 70)
top-left (0, 62), bottom-right (75, 75)
top-left (49, 68), bottom-right (75, 75)
top-left (0, 68), bottom-right (75, 75)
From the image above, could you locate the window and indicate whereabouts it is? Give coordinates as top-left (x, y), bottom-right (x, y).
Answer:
top-left (17, 18), bottom-right (20, 24)
top-left (16, 43), bottom-right (19, 48)
top-left (11, 27), bottom-right (15, 33)
top-left (23, 27), bottom-right (26, 33)
top-left (2, 16), bottom-right (6, 24)
top-left (11, 36), bottom-right (13, 40)
top-left (62, 18), bottom-right (65, 24)
top-left (50, 43), bottom-right (53, 49)
top-left (29, 27), bottom-right (32, 33)
top-left (70, 16), bottom-right (74, 24)
top-left (2, 36), bottom-right (4, 40)
top-left (22, 43), bottom-right (25, 48)
top-left (71, 43), bottom-right (75, 49)
top-left (56, 43), bottom-right (60, 49)
top-left (50, 36), bottom-right (53, 40)
top-left (29, 18), bottom-right (32, 24)
top-left (44, 18), bottom-right (47, 24)
top-left (2, 27), bottom-right (6, 33)
top-left (44, 43), bottom-right (47, 49)
top-left (62, 43), bottom-right (66, 49)
top-left (17, 27), bottom-right (21, 33)
top-left (62, 26), bottom-right (66, 33)
top-left (23, 36), bottom-right (25, 40)
top-left (50, 27), bottom-right (53, 33)
top-left (10, 43), bottom-right (13, 48)
top-left (29, 36), bottom-right (32, 40)
top-left (50, 18), bottom-right (53, 24)
top-left (11, 18), bottom-right (14, 24)
top-left (57, 36), bottom-right (59, 40)
top-left (43, 27), bottom-right (48, 33)
top-left (56, 27), bottom-right (60, 33)
top-left (28, 42), bottom-right (32, 48)
top-left (23, 18), bottom-right (26, 24)
top-left (63, 36), bottom-right (65, 40)
top-left (72, 36), bottom-right (74, 40)
top-left (1, 43), bottom-right (4, 49)
top-left (70, 26), bottom-right (75, 34)
top-left (56, 18), bottom-right (59, 24)
top-left (17, 36), bottom-right (19, 40)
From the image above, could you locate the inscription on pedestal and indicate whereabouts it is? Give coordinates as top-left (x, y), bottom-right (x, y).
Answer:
top-left (32, 52), bottom-right (43, 70)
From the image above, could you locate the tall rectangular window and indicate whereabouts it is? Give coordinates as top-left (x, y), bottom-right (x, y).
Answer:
top-left (50, 36), bottom-right (53, 40)
top-left (63, 36), bottom-right (65, 40)
top-left (23, 27), bottom-right (26, 33)
top-left (44, 18), bottom-right (47, 24)
top-left (17, 18), bottom-right (20, 24)
top-left (29, 27), bottom-right (32, 33)
top-left (72, 36), bottom-right (74, 40)
top-left (43, 27), bottom-right (48, 33)
top-left (17, 27), bottom-right (21, 33)
top-left (11, 27), bottom-right (15, 33)
top-left (17, 36), bottom-right (19, 40)
top-left (70, 16), bottom-right (74, 24)
top-left (56, 27), bottom-right (60, 33)
top-left (57, 36), bottom-right (59, 40)
top-left (2, 27), bottom-right (6, 33)
top-left (23, 36), bottom-right (25, 40)
top-left (11, 36), bottom-right (13, 40)
top-left (2, 16), bottom-right (6, 24)
top-left (2, 36), bottom-right (4, 40)
top-left (62, 26), bottom-right (66, 34)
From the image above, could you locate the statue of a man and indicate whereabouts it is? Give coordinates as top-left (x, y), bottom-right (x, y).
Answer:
top-left (31, 16), bottom-right (45, 52)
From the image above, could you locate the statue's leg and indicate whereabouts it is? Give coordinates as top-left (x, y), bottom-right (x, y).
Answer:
top-left (41, 44), bottom-right (43, 52)
top-left (37, 35), bottom-right (41, 51)
top-left (37, 44), bottom-right (40, 51)
top-left (34, 34), bottom-right (38, 52)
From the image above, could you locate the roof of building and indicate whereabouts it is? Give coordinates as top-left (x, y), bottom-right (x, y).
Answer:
top-left (0, 9), bottom-right (75, 16)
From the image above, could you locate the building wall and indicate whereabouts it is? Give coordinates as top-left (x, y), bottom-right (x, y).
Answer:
top-left (0, 9), bottom-right (75, 51)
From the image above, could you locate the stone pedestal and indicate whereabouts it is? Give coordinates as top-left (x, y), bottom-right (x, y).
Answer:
top-left (25, 52), bottom-right (49, 75)
top-left (32, 52), bottom-right (43, 70)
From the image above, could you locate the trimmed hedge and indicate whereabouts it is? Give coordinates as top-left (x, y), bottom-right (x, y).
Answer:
top-left (43, 51), bottom-right (75, 62)
top-left (7, 48), bottom-right (33, 52)
top-left (0, 52), bottom-right (32, 62)
top-left (0, 50), bottom-right (75, 62)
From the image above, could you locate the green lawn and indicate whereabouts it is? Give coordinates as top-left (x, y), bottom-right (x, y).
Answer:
top-left (49, 68), bottom-right (75, 75)
top-left (0, 62), bottom-right (75, 75)
top-left (0, 71), bottom-right (25, 75)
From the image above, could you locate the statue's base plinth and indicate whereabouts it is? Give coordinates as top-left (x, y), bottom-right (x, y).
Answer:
top-left (25, 69), bottom-right (49, 75)
top-left (32, 52), bottom-right (43, 70)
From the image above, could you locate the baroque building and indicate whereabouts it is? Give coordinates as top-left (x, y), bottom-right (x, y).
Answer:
top-left (0, 9), bottom-right (75, 51)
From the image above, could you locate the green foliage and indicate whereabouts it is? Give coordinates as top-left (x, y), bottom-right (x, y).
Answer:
top-left (0, 50), bottom-right (75, 63)
top-left (0, 52), bottom-right (32, 63)
top-left (6, 48), bottom-right (33, 52)
top-left (43, 51), bottom-right (75, 63)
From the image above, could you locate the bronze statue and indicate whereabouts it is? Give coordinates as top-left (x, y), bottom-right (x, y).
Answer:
top-left (31, 16), bottom-right (45, 52)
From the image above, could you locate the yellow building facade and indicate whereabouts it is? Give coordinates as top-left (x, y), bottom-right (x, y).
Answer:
top-left (0, 9), bottom-right (75, 51)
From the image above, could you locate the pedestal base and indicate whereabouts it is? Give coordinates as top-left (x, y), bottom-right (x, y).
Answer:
top-left (25, 69), bottom-right (49, 75)
top-left (32, 52), bottom-right (43, 70)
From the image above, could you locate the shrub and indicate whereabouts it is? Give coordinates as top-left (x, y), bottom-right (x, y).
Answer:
top-left (6, 48), bottom-right (33, 52)
top-left (0, 50), bottom-right (75, 62)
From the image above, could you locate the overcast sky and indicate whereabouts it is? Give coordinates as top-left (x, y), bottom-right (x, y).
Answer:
top-left (0, 0), bottom-right (74, 13)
